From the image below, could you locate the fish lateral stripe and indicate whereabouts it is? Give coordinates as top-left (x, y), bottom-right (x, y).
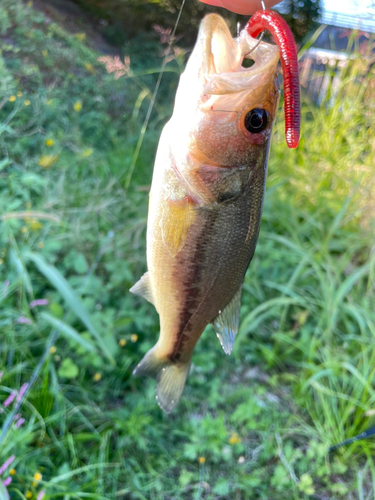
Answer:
top-left (169, 212), bottom-right (219, 362)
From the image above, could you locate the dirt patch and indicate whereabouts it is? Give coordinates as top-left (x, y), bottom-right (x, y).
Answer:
top-left (30, 0), bottom-right (119, 54)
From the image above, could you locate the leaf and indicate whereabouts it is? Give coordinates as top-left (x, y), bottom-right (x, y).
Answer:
top-left (73, 253), bottom-right (88, 274)
top-left (21, 172), bottom-right (47, 188)
top-left (49, 302), bottom-right (64, 319)
top-left (0, 483), bottom-right (10, 500)
top-left (41, 312), bottom-right (97, 353)
top-left (213, 479), bottom-right (229, 495)
top-left (24, 251), bottom-right (115, 364)
top-left (0, 158), bottom-right (10, 171)
top-left (58, 358), bottom-right (79, 379)
top-left (239, 297), bottom-right (303, 335)
top-left (328, 262), bottom-right (371, 332)
top-left (298, 25), bottom-right (327, 60)
top-left (9, 248), bottom-right (32, 294)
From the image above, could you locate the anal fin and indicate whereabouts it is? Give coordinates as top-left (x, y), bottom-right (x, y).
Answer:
top-left (129, 272), bottom-right (155, 306)
top-left (212, 285), bottom-right (242, 354)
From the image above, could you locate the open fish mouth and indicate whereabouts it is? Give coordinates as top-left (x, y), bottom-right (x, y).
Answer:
top-left (191, 11), bottom-right (300, 148)
top-left (198, 14), bottom-right (280, 95)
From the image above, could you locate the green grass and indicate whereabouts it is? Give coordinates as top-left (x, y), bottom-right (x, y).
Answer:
top-left (0, 0), bottom-right (375, 498)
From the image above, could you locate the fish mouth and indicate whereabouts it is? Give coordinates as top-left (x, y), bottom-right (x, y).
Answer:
top-left (198, 13), bottom-right (279, 95)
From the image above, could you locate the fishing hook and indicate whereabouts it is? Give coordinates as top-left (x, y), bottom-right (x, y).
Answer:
top-left (243, 0), bottom-right (266, 57)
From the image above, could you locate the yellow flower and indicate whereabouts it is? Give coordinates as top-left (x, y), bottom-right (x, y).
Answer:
top-left (229, 433), bottom-right (242, 445)
top-left (26, 492), bottom-right (32, 499)
top-left (119, 339), bottom-right (127, 347)
top-left (10, 469), bottom-right (16, 475)
top-left (24, 100), bottom-right (31, 106)
top-left (75, 33), bottom-right (86, 41)
top-left (38, 242), bottom-right (44, 249)
top-left (49, 346), bottom-right (56, 354)
top-left (21, 226), bottom-right (28, 234)
top-left (45, 138), bottom-right (54, 147)
top-left (38, 154), bottom-right (59, 169)
top-left (130, 334), bottom-right (138, 343)
top-left (198, 456), bottom-right (206, 464)
top-left (93, 372), bottom-right (102, 382)
top-left (73, 100), bottom-right (82, 112)
top-left (84, 62), bottom-right (95, 74)
top-left (42, 50), bottom-right (48, 57)
top-left (29, 218), bottom-right (43, 231)
top-left (81, 148), bottom-right (93, 157)
top-left (46, 99), bottom-right (52, 106)
top-left (17, 91), bottom-right (23, 97)
top-left (33, 472), bottom-right (42, 481)
top-left (9, 95), bottom-right (16, 102)
top-left (27, 0), bottom-right (32, 6)
top-left (32, 481), bottom-right (37, 487)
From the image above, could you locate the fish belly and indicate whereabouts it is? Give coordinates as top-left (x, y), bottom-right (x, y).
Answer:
top-left (147, 156), bottom-right (267, 363)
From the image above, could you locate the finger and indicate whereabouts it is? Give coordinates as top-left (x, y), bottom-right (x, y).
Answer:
top-left (198, 0), bottom-right (281, 15)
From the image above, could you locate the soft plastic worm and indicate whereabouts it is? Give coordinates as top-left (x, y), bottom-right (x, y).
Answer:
top-left (246, 10), bottom-right (300, 148)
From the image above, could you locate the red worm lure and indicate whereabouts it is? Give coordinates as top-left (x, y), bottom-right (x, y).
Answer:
top-left (246, 10), bottom-right (301, 148)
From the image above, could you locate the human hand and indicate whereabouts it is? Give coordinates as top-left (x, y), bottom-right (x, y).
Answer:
top-left (198, 0), bottom-right (280, 15)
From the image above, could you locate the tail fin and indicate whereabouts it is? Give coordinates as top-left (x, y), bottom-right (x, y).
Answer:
top-left (133, 346), bottom-right (191, 413)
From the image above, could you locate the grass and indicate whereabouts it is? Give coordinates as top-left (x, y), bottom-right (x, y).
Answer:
top-left (0, 0), bottom-right (375, 498)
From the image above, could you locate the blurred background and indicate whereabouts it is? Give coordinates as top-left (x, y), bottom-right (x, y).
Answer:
top-left (0, 0), bottom-right (374, 498)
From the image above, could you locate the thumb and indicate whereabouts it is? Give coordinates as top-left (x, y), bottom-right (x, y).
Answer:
top-left (198, 0), bottom-right (280, 15)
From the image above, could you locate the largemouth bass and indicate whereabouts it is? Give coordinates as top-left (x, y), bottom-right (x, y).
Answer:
top-left (131, 11), bottom-right (300, 412)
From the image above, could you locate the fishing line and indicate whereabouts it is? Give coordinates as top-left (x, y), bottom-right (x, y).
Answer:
top-left (125, 0), bottom-right (187, 189)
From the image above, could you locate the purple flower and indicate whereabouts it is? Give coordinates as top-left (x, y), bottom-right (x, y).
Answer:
top-left (16, 383), bottom-right (28, 403)
top-left (15, 417), bottom-right (25, 429)
top-left (29, 299), bottom-right (49, 309)
top-left (3, 476), bottom-right (12, 486)
top-left (37, 490), bottom-right (45, 500)
top-left (3, 392), bottom-right (16, 408)
top-left (0, 455), bottom-right (15, 475)
top-left (16, 317), bottom-right (32, 325)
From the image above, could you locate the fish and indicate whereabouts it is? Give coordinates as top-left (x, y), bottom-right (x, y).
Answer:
top-left (130, 10), bottom-right (300, 412)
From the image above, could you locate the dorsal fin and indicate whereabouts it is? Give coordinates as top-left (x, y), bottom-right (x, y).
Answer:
top-left (129, 272), bottom-right (155, 306)
top-left (212, 285), bottom-right (242, 354)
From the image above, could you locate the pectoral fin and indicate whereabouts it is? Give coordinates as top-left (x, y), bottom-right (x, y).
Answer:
top-left (161, 196), bottom-right (196, 257)
top-left (212, 285), bottom-right (242, 354)
top-left (130, 272), bottom-right (155, 306)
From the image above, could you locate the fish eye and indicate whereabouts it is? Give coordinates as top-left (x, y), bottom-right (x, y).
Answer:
top-left (244, 109), bottom-right (268, 133)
